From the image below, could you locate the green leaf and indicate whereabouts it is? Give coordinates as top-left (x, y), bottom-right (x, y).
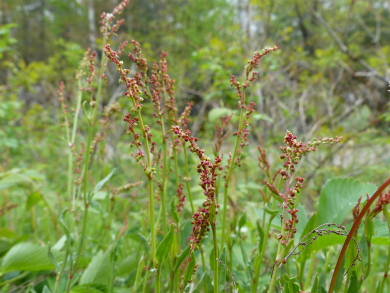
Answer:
top-left (288, 276), bottom-right (300, 293)
top-left (193, 271), bottom-right (207, 293)
top-left (182, 251), bottom-right (196, 288)
top-left (265, 205), bottom-right (279, 217)
top-left (70, 284), bottom-right (107, 293)
top-left (218, 247), bottom-right (226, 292)
top-left (238, 213), bottom-right (246, 230)
top-left (79, 250), bottom-right (110, 284)
top-left (208, 107), bottom-right (235, 122)
top-left (347, 271), bottom-right (358, 293)
top-left (48, 245), bottom-right (60, 273)
top-left (364, 218), bottom-right (374, 241)
top-left (138, 233), bottom-right (150, 255)
top-left (156, 223), bottom-right (174, 269)
top-left (89, 169), bottom-right (116, 201)
top-left (317, 178), bottom-right (377, 225)
top-left (311, 273), bottom-right (319, 293)
top-left (26, 192), bottom-right (42, 210)
top-left (116, 253), bottom-right (138, 276)
top-left (1, 243), bottom-right (63, 273)
top-left (0, 228), bottom-right (17, 239)
top-left (42, 285), bottom-right (52, 293)
top-left (257, 221), bottom-right (265, 253)
top-left (174, 245), bottom-right (191, 274)
top-left (171, 198), bottom-right (180, 223)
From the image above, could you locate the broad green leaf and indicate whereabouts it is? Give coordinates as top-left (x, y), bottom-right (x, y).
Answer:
top-left (182, 251), bottom-right (196, 288)
top-left (0, 173), bottom-right (34, 191)
top-left (1, 243), bottom-right (63, 273)
top-left (42, 285), bottom-right (52, 293)
top-left (26, 192), bottom-right (42, 210)
top-left (174, 245), bottom-right (191, 274)
top-left (218, 247), bottom-right (226, 292)
top-left (0, 228), bottom-right (17, 239)
top-left (79, 250), bottom-right (110, 284)
top-left (317, 178), bottom-right (377, 225)
top-left (116, 253), bottom-right (137, 276)
top-left (311, 273), bottom-right (319, 293)
top-left (156, 223), bottom-right (174, 269)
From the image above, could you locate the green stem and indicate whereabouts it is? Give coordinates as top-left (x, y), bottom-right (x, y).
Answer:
top-left (183, 145), bottom-right (195, 214)
top-left (221, 89), bottom-right (247, 250)
top-left (53, 248), bottom-right (69, 293)
top-left (212, 224), bottom-right (219, 293)
top-left (251, 198), bottom-right (276, 293)
top-left (133, 254), bottom-right (144, 292)
top-left (304, 252), bottom-right (316, 290)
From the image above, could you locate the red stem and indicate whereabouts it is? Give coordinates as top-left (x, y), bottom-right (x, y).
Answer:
top-left (328, 177), bottom-right (390, 293)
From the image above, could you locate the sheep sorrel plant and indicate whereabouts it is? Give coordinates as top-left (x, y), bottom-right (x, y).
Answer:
top-left (3, 2), bottom-right (390, 293)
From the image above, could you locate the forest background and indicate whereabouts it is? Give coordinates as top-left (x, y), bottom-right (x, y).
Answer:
top-left (1, 0), bottom-right (390, 292)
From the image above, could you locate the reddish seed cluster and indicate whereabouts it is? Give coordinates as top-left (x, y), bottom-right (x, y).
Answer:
top-left (84, 51), bottom-right (96, 93)
top-left (257, 146), bottom-right (271, 178)
top-left (100, 0), bottom-right (129, 37)
top-left (129, 40), bottom-right (148, 77)
top-left (278, 208), bottom-right (299, 244)
top-left (58, 82), bottom-right (67, 116)
top-left (160, 51), bottom-right (177, 125)
top-left (117, 40), bottom-right (128, 56)
top-left (353, 195), bottom-right (363, 221)
top-left (279, 131), bottom-right (344, 179)
top-left (244, 46), bottom-right (280, 84)
top-left (372, 191), bottom-right (390, 218)
top-left (172, 125), bottom-right (222, 251)
top-left (176, 182), bottom-right (186, 212)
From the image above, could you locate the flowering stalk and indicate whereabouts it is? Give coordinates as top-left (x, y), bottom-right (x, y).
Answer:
top-left (267, 132), bottom-right (343, 293)
top-left (68, 3), bottom-right (129, 288)
top-left (104, 43), bottom-right (157, 277)
top-left (221, 47), bottom-right (280, 251)
top-left (172, 126), bottom-right (222, 292)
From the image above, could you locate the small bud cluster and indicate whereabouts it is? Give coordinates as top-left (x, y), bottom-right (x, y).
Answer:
top-left (371, 191), bottom-right (390, 218)
top-left (150, 61), bottom-right (165, 124)
top-left (279, 131), bottom-right (344, 179)
top-left (100, 0), bottom-right (129, 38)
top-left (279, 208), bottom-right (299, 244)
top-left (117, 40), bottom-right (128, 56)
top-left (0, 199), bottom-right (18, 217)
top-left (257, 146), bottom-right (270, 178)
top-left (244, 46), bottom-right (280, 85)
top-left (128, 40), bottom-right (148, 81)
top-left (84, 51), bottom-right (96, 93)
top-left (160, 51), bottom-right (178, 125)
top-left (214, 114), bottom-right (233, 154)
top-left (172, 125), bottom-right (222, 252)
top-left (353, 195), bottom-right (363, 221)
top-left (58, 82), bottom-right (70, 128)
top-left (176, 182), bottom-right (186, 212)
top-left (76, 48), bottom-right (91, 80)
top-left (74, 143), bottom-right (86, 185)
top-left (178, 102), bottom-right (193, 130)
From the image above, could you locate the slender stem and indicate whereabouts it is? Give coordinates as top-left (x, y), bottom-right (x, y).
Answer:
top-left (212, 224), bottom-right (219, 293)
top-left (183, 145), bottom-right (195, 214)
top-left (53, 248), bottom-right (69, 293)
top-left (133, 254), bottom-right (144, 292)
top-left (304, 252), bottom-right (316, 290)
top-left (329, 177), bottom-right (390, 293)
top-left (251, 198), bottom-right (276, 293)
